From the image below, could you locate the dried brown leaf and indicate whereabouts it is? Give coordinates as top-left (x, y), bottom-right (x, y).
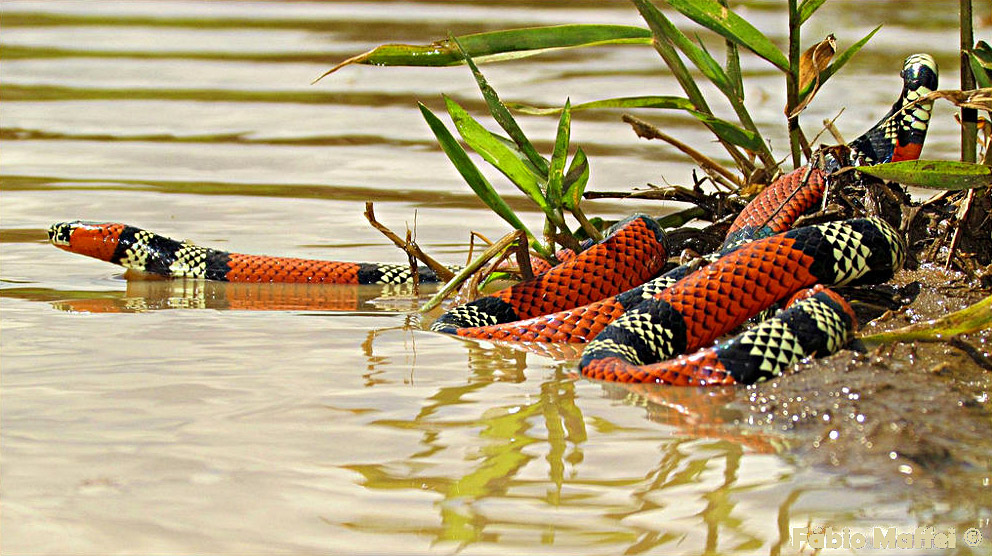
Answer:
top-left (788, 35), bottom-right (836, 118)
top-left (799, 34), bottom-right (836, 91)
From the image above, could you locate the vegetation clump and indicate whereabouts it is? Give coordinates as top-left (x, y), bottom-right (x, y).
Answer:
top-left (321, 0), bottom-right (992, 335)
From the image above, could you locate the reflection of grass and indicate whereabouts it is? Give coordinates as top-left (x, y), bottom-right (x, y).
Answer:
top-left (0, 44), bottom-right (351, 63)
top-left (340, 367), bottom-right (772, 551)
top-left (0, 12), bottom-right (491, 37)
top-left (0, 84), bottom-right (418, 106)
top-left (343, 335), bottom-right (786, 550)
top-left (0, 174), bottom-right (551, 213)
top-left (345, 375), bottom-right (571, 544)
top-left (0, 127), bottom-right (433, 148)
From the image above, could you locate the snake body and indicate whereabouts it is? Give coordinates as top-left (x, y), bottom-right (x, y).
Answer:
top-left (48, 54), bottom-right (936, 386)
top-left (48, 221), bottom-right (458, 285)
top-left (431, 166), bottom-right (827, 340)
top-left (579, 217), bottom-right (905, 384)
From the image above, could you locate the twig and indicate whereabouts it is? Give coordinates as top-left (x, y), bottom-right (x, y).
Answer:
top-left (570, 205), bottom-right (603, 242)
top-left (364, 202), bottom-right (454, 282)
top-left (552, 231), bottom-right (582, 254)
top-left (419, 230), bottom-right (527, 313)
top-left (622, 114), bottom-right (743, 189)
top-left (950, 337), bottom-right (992, 371)
top-left (946, 189), bottom-right (976, 269)
top-left (514, 234), bottom-right (534, 280)
top-left (405, 229), bottom-right (420, 295)
top-left (822, 109), bottom-right (847, 145)
top-left (465, 247), bottom-right (512, 301)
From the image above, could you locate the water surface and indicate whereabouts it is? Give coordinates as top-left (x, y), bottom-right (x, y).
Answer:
top-left (1, 1), bottom-right (983, 554)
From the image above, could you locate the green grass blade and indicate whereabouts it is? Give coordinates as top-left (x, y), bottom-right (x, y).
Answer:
top-left (562, 147), bottom-right (590, 211)
top-left (444, 96), bottom-right (549, 211)
top-left (632, 0), bottom-right (755, 170)
top-left (664, 0), bottom-right (790, 72)
top-left (801, 25), bottom-right (880, 100)
top-left (690, 33), bottom-right (735, 96)
top-left (855, 160), bottom-right (992, 190)
top-left (316, 25), bottom-right (653, 80)
top-left (491, 134), bottom-right (547, 177)
top-left (971, 55), bottom-right (992, 88)
top-left (633, 0), bottom-right (711, 111)
top-left (452, 36), bottom-right (550, 176)
top-left (418, 103), bottom-right (537, 242)
top-left (973, 40), bottom-right (992, 68)
top-left (798, 0), bottom-right (828, 24)
top-left (722, 33), bottom-right (744, 99)
top-left (631, 0), bottom-right (734, 95)
top-left (689, 111), bottom-right (765, 152)
top-left (508, 95), bottom-right (694, 115)
top-left (970, 42), bottom-right (992, 88)
top-left (547, 99), bottom-right (572, 213)
top-left (860, 295), bottom-right (992, 347)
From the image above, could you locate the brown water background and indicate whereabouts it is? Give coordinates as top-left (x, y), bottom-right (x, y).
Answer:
top-left (0, 1), bottom-right (983, 554)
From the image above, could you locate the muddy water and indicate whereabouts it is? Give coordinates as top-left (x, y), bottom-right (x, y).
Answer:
top-left (1, 1), bottom-right (987, 554)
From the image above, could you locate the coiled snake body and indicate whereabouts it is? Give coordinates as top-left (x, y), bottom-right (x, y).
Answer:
top-left (48, 54), bottom-right (937, 386)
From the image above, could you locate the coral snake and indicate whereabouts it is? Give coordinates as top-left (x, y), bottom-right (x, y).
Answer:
top-left (48, 54), bottom-right (937, 386)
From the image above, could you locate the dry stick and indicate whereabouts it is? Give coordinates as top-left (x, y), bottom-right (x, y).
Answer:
top-left (572, 208), bottom-right (603, 243)
top-left (468, 230), bottom-right (536, 279)
top-left (364, 202), bottom-right (455, 282)
top-left (514, 232), bottom-right (535, 280)
top-left (466, 231), bottom-right (493, 266)
top-left (622, 114), bottom-right (743, 190)
top-left (950, 336), bottom-right (992, 371)
top-left (946, 188), bottom-right (976, 269)
top-left (465, 233), bottom-right (526, 299)
top-left (419, 230), bottom-right (526, 313)
top-left (822, 109), bottom-right (847, 145)
top-left (405, 229), bottom-right (420, 296)
top-left (798, 108), bottom-right (846, 151)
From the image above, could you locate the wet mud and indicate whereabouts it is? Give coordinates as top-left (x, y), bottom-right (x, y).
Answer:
top-left (735, 265), bottom-right (991, 523)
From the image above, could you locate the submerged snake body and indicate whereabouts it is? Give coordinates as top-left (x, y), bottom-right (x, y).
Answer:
top-left (48, 55), bottom-right (936, 386)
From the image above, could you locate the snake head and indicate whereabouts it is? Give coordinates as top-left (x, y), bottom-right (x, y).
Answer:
top-left (846, 53), bottom-right (939, 166)
top-left (47, 221), bottom-right (126, 262)
top-left (891, 53), bottom-right (938, 162)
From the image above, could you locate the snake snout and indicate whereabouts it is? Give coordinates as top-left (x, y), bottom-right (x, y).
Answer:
top-left (48, 222), bottom-right (76, 247)
top-left (46, 221), bottom-right (125, 262)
